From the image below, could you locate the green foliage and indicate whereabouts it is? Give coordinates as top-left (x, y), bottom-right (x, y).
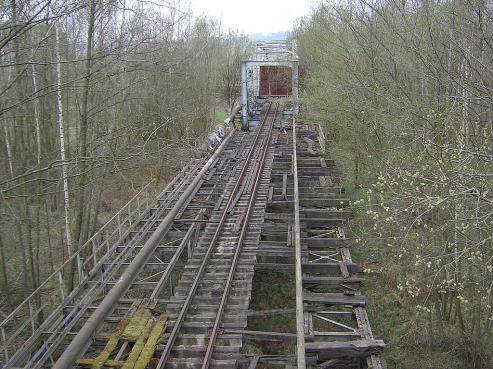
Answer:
top-left (295, 1), bottom-right (493, 367)
top-left (213, 111), bottom-right (229, 123)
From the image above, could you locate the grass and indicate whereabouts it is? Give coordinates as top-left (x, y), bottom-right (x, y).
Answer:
top-left (213, 111), bottom-right (229, 123)
top-left (250, 271), bottom-right (296, 310)
top-left (249, 270), bottom-right (296, 333)
top-left (245, 270), bottom-right (297, 355)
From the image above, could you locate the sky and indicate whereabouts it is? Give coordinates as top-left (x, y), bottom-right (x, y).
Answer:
top-left (187, 0), bottom-right (321, 35)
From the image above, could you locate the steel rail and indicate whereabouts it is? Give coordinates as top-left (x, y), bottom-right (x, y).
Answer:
top-left (156, 102), bottom-right (274, 369)
top-left (5, 163), bottom-right (204, 369)
top-left (292, 116), bottom-right (307, 368)
top-left (52, 128), bottom-right (237, 369)
top-left (17, 160), bottom-right (208, 369)
top-left (0, 179), bottom-right (155, 332)
top-left (201, 102), bottom-right (279, 369)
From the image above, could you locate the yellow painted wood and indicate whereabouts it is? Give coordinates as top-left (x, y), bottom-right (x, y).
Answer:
top-left (121, 306), bottom-right (152, 341)
top-left (76, 314), bottom-right (131, 369)
top-left (134, 314), bottom-right (168, 369)
top-left (76, 301), bottom-right (165, 369)
top-left (90, 359), bottom-right (125, 367)
top-left (121, 319), bottom-right (153, 369)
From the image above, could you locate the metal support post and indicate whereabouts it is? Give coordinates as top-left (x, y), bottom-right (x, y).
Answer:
top-left (241, 62), bottom-right (249, 130)
top-left (292, 60), bottom-right (299, 114)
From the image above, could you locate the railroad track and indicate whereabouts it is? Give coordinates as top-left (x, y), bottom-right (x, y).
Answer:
top-left (2, 158), bottom-right (214, 369)
top-left (1, 100), bottom-right (384, 369)
top-left (250, 116), bottom-right (385, 368)
top-left (1, 110), bottom-right (248, 368)
top-left (156, 102), bottom-right (278, 368)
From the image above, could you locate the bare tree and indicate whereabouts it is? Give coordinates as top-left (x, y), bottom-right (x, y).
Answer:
top-left (54, 21), bottom-right (74, 289)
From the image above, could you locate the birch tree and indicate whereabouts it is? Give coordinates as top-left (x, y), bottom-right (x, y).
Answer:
top-left (0, 0), bottom-right (248, 307)
top-left (54, 22), bottom-right (74, 290)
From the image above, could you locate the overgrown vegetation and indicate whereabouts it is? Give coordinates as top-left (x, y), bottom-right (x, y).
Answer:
top-left (246, 271), bottom-right (296, 355)
top-left (295, 1), bottom-right (493, 368)
top-left (0, 1), bottom-right (249, 312)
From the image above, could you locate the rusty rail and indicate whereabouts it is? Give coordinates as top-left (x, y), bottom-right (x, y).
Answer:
top-left (52, 129), bottom-right (236, 369)
top-left (292, 116), bottom-right (307, 369)
top-left (202, 103), bottom-right (278, 369)
top-left (156, 102), bottom-right (277, 368)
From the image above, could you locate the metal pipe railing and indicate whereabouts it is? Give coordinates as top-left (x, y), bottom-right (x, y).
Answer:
top-left (52, 128), bottom-right (236, 369)
top-left (1, 160), bottom-right (203, 366)
top-left (0, 181), bottom-right (155, 361)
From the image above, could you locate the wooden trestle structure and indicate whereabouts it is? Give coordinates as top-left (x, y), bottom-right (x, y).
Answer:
top-left (1, 100), bottom-right (384, 369)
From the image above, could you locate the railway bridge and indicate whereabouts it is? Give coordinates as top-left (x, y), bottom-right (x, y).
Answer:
top-left (1, 41), bottom-right (384, 369)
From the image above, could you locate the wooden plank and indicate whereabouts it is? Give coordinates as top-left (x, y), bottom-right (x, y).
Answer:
top-left (75, 305), bottom-right (135, 369)
top-left (284, 190), bottom-right (338, 198)
top-left (302, 262), bottom-right (361, 274)
top-left (304, 218), bottom-right (343, 227)
top-left (302, 209), bottom-right (351, 220)
top-left (270, 198), bottom-right (349, 208)
top-left (300, 198), bottom-right (349, 207)
top-left (134, 314), bottom-right (167, 369)
top-left (224, 329), bottom-right (297, 342)
top-left (282, 173), bottom-right (288, 200)
top-left (247, 308), bottom-right (296, 317)
top-left (302, 276), bottom-right (363, 288)
top-left (264, 212), bottom-right (293, 220)
top-left (354, 307), bottom-right (373, 336)
top-left (303, 293), bottom-right (366, 306)
top-left (262, 223), bottom-right (289, 232)
top-left (298, 167), bottom-right (330, 176)
top-left (255, 262), bottom-right (360, 274)
top-left (302, 238), bottom-right (344, 247)
top-left (256, 247), bottom-right (295, 257)
top-left (317, 124), bottom-right (326, 153)
top-left (121, 318), bottom-right (153, 369)
top-left (265, 212), bottom-right (346, 225)
top-left (262, 218), bottom-right (344, 229)
top-left (305, 339), bottom-right (385, 359)
top-left (214, 194), bottom-right (224, 211)
top-left (248, 356), bottom-right (260, 369)
top-left (287, 224), bottom-right (292, 247)
top-left (262, 215), bottom-right (342, 228)
top-left (293, 119), bottom-right (307, 369)
top-left (318, 359), bottom-right (341, 369)
top-left (319, 157), bottom-right (330, 187)
top-left (255, 263), bottom-right (294, 271)
top-left (339, 261), bottom-right (350, 278)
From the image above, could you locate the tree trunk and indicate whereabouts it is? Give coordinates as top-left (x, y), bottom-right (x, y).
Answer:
top-left (31, 63), bottom-right (41, 166)
top-left (45, 200), bottom-right (54, 274)
top-left (73, 0), bottom-right (96, 250)
top-left (0, 233), bottom-right (8, 293)
top-left (55, 23), bottom-right (75, 291)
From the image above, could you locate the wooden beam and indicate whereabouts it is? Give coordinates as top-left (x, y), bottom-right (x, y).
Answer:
top-left (248, 356), bottom-right (260, 369)
top-left (247, 308), bottom-right (295, 317)
top-left (303, 293), bottom-right (366, 306)
top-left (302, 262), bottom-right (361, 274)
top-left (305, 339), bottom-right (385, 359)
top-left (224, 329), bottom-right (297, 342)
top-left (302, 276), bottom-right (363, 288)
